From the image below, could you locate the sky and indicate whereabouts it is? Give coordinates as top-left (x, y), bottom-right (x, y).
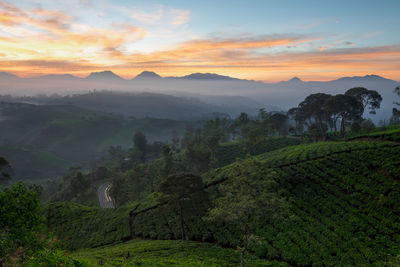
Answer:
top-left (0, 0), bottom-right (399, 81)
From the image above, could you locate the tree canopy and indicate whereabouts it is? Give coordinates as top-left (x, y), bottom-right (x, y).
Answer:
top-left (158, 172), bottom-right (208, 240)
top-left (345, 87), bottom-right (382, 114)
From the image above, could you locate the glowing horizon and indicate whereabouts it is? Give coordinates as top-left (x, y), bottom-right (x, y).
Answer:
top-left (1, 0), bottom-right (399, 82)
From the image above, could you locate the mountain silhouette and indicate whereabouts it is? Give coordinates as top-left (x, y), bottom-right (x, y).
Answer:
top-left (86, 71), bottom-right (124, 81)
top-left (134, 71), bottom-right (162, 80)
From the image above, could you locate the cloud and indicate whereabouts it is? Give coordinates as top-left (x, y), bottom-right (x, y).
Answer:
top-left (131, 8), bottom-right (163, 24)
top-left (0, 2), bottom-right (399, 81)
top-left (170, 9), bottom-right (190, 25)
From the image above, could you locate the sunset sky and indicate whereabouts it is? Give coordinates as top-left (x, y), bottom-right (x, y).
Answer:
top-left (1, 0), bottom-right (399, 81)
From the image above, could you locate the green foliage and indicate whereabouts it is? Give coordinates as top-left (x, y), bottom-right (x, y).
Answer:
top-left (346, 124), bottom-right (400, 142)
top-left (71, 239), bottom-right (286, 267)
top-left (133, 131), bottom-right (147, 162)
top-left (25, 248), bottom-right (90, 267)
top-left (0, 102), bottom-right (194, 180)
top-left (206, 158), bottom-right (289, 266)
top-left (45, 202), bottom-right (134, 250)
top-left (0, 157), bottom-right (12, 183)
top-left (158, 173), bottom-right (208, 240)
top-left (216, 137), bottom-right (302, 166)
top-left (132, 141), bottom-right (400, 266)
top-left (360, 118), bottom-right (375, 133)
top-left (0, 182), bottom-right (45, 263)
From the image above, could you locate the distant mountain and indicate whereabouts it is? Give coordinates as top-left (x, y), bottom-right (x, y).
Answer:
top-left (0, 72), bottom-right (19, 80)
top-left (179, 73), bottom-right (240, 81)
top-left (278, 76), bottom-right (303, 84)
top-left (333, 74), bottom-right (396, 83)
top-left (30, 74), bottom-right (81, 80)
top-left (86, 71), bottom-right (124, 81)
top-left (288, 77), bottom-right (302, 82)
top-left (134, 71), bottom-right (162, 80)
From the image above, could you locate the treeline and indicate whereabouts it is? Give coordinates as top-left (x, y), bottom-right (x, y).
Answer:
top-left (36, 86), bottom-right (397, 206)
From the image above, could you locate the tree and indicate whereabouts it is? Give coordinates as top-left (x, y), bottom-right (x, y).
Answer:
top-left (392, 86), bottom-right (400, 123)
top-left (307, 122), bottom-right (328, 141)
top-left (133, 131), bottom-right (147, 162)
top-left (360, 119), bottom-right (375, 133)
top-left (0, 157), bottom-right (12, 183)
top-left (158, 173), bottom-right (208, 240)
top-left (205, 159), bottom-right (288, 267)
top-left (324, 94), bottom-right (363, 138)
top-left (71, 171), bottom-right (90, 195)
top-left (270, 113), bottom-right (289, 136)
top-left (161, 144), bottom-right (174, 177)
top-left (297, 93), bottom-right (332, 138)
top-left (0, 183), bottom-right (45, 264)
top-left (287, 107), bottom-right (302, 134)
top-left (345, 87), bottom-right (382, 115)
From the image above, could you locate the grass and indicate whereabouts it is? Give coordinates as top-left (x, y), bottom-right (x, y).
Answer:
top-left (70, 239), bottom-right (286, 267)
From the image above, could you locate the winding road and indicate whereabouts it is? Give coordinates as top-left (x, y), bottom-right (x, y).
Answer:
top-left (97, 183), bottom-right (115, 208)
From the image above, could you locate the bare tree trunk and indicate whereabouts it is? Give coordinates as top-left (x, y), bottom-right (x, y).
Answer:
top-left (241, 249), bottom-right (245, 267)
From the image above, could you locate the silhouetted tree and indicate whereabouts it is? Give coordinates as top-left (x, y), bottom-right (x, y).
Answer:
top-left (392, 86), bottom-right (400, 123)
top-left (0, 157), bottom-right (12, 183)
top-left (345, 87), bottom-right (382, 114)
top-left (133, 131), bottom-right (147, 162)
top-left (325, 94), bottom-right (363, 138)
top-left (270, 113), bottom-right (289, 136)
top-left (158, 173), bottom-right (208, 240)
top-left (161, 144), bottom-right (174, 177)
top-left (297, 93), bottom-right (332, 138)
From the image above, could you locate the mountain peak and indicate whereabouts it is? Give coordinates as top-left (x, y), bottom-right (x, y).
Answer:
top-left (134, 71), bottom-right (162, 80)
top-left (33, 74), bottom-right (80, 80)
top-left (182, 73), bottom-right (238, 81)
top-left (86, 71), bottom-right (123, 80)
top-left (288, 76), bottom-right (302, 82)
top-left (335, 74), bottom-right (390, 82)
top-left (0, 72), bottom-right (19, 80)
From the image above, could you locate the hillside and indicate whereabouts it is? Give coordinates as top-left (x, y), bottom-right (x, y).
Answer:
top-left (0, 102), bottom-right (195, 180)
top-left (45, 139), bottom-right (400, 266)
top-left (70, 239), bottom-right (284, 267)
top-left (131, 141), bottom-right (400, 266)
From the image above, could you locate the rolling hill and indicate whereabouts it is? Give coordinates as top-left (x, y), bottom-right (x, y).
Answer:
top-left (0, 102), bottom-right (195, 180)
top-left (44, 136), bottom-right (400, 266)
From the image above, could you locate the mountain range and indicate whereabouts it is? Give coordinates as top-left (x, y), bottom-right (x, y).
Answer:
top-left (0, 70), bottom-right (399, 121)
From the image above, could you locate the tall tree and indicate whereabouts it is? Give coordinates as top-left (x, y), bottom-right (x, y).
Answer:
top-left (205, 159), bottom-right (289, 267)
top-left (297, 93), bottom-right (332, 139)
top-left (0, 157), bottom-right (12, 183)
top-left (391, 86), bottom-right (400, 124)
top-left (161, 144), bottom-right (174, 177)
top-left (158, 172), bottom-right (208, 240)
top-left (345, 87), bottom-right (382, 114)
top-left (324, 94), bottom-right (363, 138)
top-left (133, 131), bottom-right (147, 162)
top-left (270, 112), bottom-right (289, 136)
top-left (287, 107), bottom-right (301, 134)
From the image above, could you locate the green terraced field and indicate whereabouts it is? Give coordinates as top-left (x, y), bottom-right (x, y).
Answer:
top-left (133, 141), bottom-right (400, 266)
top-left (70, 239), bottom-right (285, 267)
top-left (45, 140), bottom-right (400, 266)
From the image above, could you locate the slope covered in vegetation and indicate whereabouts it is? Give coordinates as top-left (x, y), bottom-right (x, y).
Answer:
top-left (132, 141), bottom-right (400, 266)
top-left (44, 140), bottom-right (400, 266)
top-left (0, 102), bottom-right (193, 179)
top-left (71, 239), bottom-right (284, 267)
